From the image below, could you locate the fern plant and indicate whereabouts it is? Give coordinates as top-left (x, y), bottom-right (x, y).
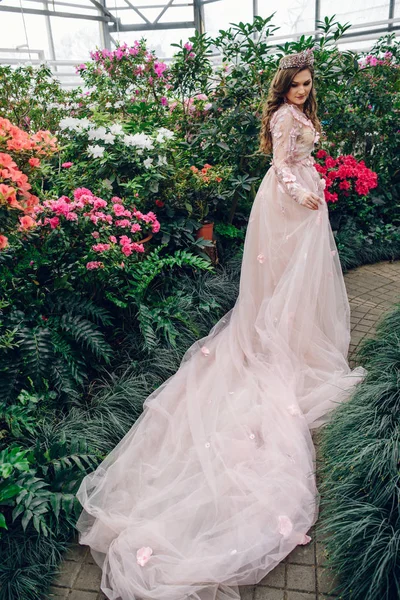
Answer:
top-left (0, 291), bottom-right (113, 403)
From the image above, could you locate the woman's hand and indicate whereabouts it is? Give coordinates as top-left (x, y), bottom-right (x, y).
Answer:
top-left (301, 191), bottom-right (323, 210)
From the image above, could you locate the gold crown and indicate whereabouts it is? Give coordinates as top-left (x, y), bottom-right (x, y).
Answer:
top-left (279, 48), bottom-right (314, 70)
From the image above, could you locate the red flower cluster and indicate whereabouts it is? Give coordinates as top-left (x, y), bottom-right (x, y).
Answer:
top-left (315, 150), bottom-right (378, 203)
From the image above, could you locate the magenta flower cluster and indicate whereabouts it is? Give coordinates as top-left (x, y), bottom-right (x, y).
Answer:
top-left (33, 187), bottom-right (160, 269)
top-left (358, 51), bottom-right (395, 68)
top-left (76, 41), bottom-right (169, 82)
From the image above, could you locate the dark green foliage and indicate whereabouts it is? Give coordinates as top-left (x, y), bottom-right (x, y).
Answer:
top-left (335, 218), bottom-right (400, 273)
top-left (0, 292), bottom-right (113, 404)
top-left (318, 303), bottom-right (400, 600)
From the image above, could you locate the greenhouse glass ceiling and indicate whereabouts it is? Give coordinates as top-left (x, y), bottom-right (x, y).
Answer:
top-left (0, 0), bottom-right (399, 87)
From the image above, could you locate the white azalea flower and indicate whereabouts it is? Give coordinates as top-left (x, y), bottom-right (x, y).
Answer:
top-left (103, 132), bottom-right (116, 144)
top-left (88, 126), bottom-right (107, 141)
top-left (123, 133), bottom-right (154, 150)
top-left (74, 118), bottom-right (92, 132)
top-left (143, 157), bottom-right (153, 169)
top-left (110, 123), bottom-right (124, 135)
top-left (157, 127), bottom-right (174, 140)
top-left (157, 155), bottom-right (168, 166)
top-left (114, 100), bottom-right (124, 108)
top-left (105, 101), bottom-right (113, 108)
top-left (87, 144), bottom-right (105, 158)
top-left (59, 117), bottom-right (76, 130)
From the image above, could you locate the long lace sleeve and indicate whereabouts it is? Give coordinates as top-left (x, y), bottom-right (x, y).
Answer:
top-left (270, 108), bottom-right (308, 205)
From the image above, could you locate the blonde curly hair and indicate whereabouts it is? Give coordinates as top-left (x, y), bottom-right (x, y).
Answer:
top-left (259, 65), bottom-right (323, 154)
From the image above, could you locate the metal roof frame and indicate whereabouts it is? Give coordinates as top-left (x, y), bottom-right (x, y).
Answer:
top-left (0, 0), bottom-right (398, 55)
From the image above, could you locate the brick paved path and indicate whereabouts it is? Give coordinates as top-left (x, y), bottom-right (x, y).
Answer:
top-left (50, 260), bottom-right (400, 600)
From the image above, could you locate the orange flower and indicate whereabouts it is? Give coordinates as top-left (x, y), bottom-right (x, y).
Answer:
top-left (190, 166), bottom-right (198, 173)
top-left (201, 168), bottom-right (208, 174)
top-left (29, 157), bottom-right (41, 168)
top-left (0, 183), bottom-right (17, 204)
top-left (0, 235), bottom-right (9, 249)
top-left (215, 176), bottom-right (222, 182)
top-left (19, 215), bottom-right (36, 230)
top-left (203, 163), bottom-right (212, 169)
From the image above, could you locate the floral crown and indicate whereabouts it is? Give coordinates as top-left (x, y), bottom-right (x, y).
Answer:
top-left (279, 48), bottom-right (314, 70)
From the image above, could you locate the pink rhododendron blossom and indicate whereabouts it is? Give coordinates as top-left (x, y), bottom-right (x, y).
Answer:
top-left (62, 162), bottom-right (73, 168)
top-left (119, 235), bottom-right (132, 245)
top-left (111, 196), bottom-right (123, 203)
top-left (92, 231), bottom-right (100, 238)
top-left (152, 220), bottom-right (160, 233)
top-left (92, 243), bottom-right (111, 252)
top-left (115, 219), bottom-right (131, 228)
top-left (44, 217), bottom-right (60, 229)
top-left (19, 215), bottom-right (36, 230)
top-left (130, 223), bottom-right (142, 233)
top-left (92, 197), bottom-right (108, 210)
top-left (154, 61), bottom-right (168, 77)
top-left (184, 42), bottom-right (193, 51)
top-left (113, 203), bottom-right (126, 216)
top-left (121, 244), bottom-right (133, 256)
top-left (0, 235), bottom-right (9, 249)
top-left (74, 187), bottom-right (93, 200)
top-left (109, 235), bottom-right (117, 243)
top-left (86, 261), bottom-right (104, 270)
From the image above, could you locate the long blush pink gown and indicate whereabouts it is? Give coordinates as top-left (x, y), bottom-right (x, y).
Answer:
top-left (76, 101), bottom-right (367, 600)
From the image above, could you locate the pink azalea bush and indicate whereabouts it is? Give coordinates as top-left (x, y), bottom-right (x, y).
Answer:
top-left (34, 187), bottom-right (160, 269)
top-left (75, 40), bottom-right (172, 117)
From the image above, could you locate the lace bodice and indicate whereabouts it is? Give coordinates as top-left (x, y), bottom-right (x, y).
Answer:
top-left (269, 103), bottom-right (324, 205)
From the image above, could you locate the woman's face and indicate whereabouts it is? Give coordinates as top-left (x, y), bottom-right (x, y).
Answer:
top-left (285, 69), bottom-right (312, 108)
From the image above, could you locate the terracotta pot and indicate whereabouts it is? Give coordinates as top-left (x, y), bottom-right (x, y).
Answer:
top-left (195, 222), bottom-right (214, 241)
top-left (137, 233), bottom-right (153, 244)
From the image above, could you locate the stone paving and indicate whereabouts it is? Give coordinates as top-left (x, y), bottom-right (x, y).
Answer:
top-left (50, 260), bottom-right (400, 600)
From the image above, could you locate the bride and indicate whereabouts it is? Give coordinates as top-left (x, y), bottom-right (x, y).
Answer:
top-left (76, 48), bottom-right (367, 600)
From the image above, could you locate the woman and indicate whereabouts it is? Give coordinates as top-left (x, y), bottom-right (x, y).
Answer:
top-left (76, 48), bottom-right (367, 600)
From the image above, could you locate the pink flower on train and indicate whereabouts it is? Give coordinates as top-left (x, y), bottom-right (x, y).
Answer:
top-left (287, 404), bottom-right (302, 416)
top-left (298, 534), bottom-right (312, 545)
top-left (201, 346), bottom-right (210, 356)
top-left (136, 546), bottom-right (153, 566)
top-left (257, 253), bottom-right (265, 264)
top-left (278, 515), bottom-right (293, 537)
top-left (331, 250), bottom-right (337, 256)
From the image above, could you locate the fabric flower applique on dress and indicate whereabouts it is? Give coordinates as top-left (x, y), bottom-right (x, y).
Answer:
top-left (298, 534), bottom-right (312, 545)
top-left (136, 546), bottom-right (153, 566)
top-left (257, 253), bottom-right (266, 263)
top-left (269, 105), bottom-right (314, 206)
top-left (278, 515), bottom-right (293, 537)
top-left (201, 346), bottom-right (210, 356)
top-left (287, 404), bottom-right (302, 416)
